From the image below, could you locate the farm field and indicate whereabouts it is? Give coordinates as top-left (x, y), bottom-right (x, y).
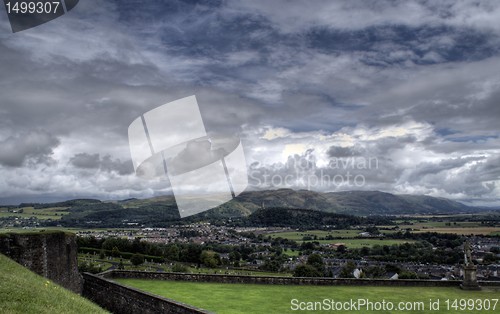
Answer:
top-left (412, 227), bottom-right (500, 236)
top-left (115, 279), bottom-right (500, 314)
top-left (375, 217), bottom-right (499, 236)
top-left (390, 221), bottom-right (499, 236)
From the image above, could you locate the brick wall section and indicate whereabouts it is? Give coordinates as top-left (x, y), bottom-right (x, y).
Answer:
top-left (106, 270), bottom-right (499, 287)
top-left (82, 272), bottom-right (212, 314)
top-left (0, 231), bottom-right (82, 293)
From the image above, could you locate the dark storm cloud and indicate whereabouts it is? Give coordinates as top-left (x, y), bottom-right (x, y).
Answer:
top-left (404, 155), bottom-right (500, 197)
top-left (407, 157), bottom-right (484, 183)
top-left (69, 153), bottom-right (100, 169)
top-left (70, 153), bottom-right (133, 175)
top-left (100, 155), bottom-right (134, 175)
top-left (327, 146), bottom-right (363, 158)
top-left (307, 25), bottom-right (499, 65)
top-left (0, 131), bottom-right (60, 167)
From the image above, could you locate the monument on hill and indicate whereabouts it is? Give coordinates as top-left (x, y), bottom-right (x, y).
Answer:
top-left (461, 239), bottom-right (481, 290)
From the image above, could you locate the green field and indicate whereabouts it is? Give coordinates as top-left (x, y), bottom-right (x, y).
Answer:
top-left (314, 238), bottom-right (415, 248)
top-left (413, 227), bottom-right (500, 236)
top-left (116, 279), bottom-right (500, 314)
top-left (0, 206), bottom-right (69, 220)
top-left (384, 220), bottom-right (500, 236)
top-left (0, 253), bottom-right (107, 314)
top-left (270, 229), bottom-right (361, 240)
top-left (0, 227), bottom-right (140, 234)
top-left (269, 230), bottom-right (414, 248)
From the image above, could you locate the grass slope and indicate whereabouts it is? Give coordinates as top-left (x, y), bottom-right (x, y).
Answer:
top-left (116, 279), bottom-right (500, 314)
top-left (0, 254), bottom-right (107, 314)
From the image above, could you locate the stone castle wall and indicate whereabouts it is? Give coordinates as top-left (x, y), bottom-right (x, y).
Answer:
top-left (105, 270), bottom-right (500, 287)
top-left (106, 270), bottom-right (462, 287)
top-left (0, 231), bottom-right (82, 293)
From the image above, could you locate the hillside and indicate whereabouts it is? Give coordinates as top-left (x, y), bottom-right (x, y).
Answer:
top-left (0, 253), bottom-right (107, 314)
top-left (218, 189), bottom-right (477, 216)
top-left (324, 190), bottom-right (473, 215)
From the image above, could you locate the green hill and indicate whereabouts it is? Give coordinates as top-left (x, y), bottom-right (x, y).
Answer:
top-left (210, 189), bottom-right (476, 216)
top-left (0, 253), bottom-right (107, 314)
top-left (325, 190), bottom-right (473, 215)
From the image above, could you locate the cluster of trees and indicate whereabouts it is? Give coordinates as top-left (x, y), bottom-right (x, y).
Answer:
top-left (293, 254), bottom-right (326, 277)
top-left (484, 247), bottom-right (500, 264)
top-left (337, 262), bottom-right (425, 279)
top-left (77, 235), bottom-right (275, 269)
top-left (279, 231), bottom-right (468, 265)
top-left (248, 207), bottom-right (392, 228)
top-left (387, 231), bottom-right (464, 248)
top-left (336, 241), bottom-right (463, 264)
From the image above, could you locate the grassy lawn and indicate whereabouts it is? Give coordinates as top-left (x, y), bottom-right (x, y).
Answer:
top-left (283, 248), bottom-right (300, 256)
top-left (0, 254), bottom-right (107, 314)
top-left (115, 279), bottom-right (500, 314)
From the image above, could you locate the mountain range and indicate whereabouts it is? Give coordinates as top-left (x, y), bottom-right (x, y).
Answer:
top-left (119, 189), bottom-right (480, 217)
top-left (14, 189), bottom-right (493, 228)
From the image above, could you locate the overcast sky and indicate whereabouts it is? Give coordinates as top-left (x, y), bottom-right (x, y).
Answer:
top-left (0, 0), bottom-right (499, 206)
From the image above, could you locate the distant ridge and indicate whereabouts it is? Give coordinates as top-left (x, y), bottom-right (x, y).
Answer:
top-left (6, 190), bottom-right (488, 228)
